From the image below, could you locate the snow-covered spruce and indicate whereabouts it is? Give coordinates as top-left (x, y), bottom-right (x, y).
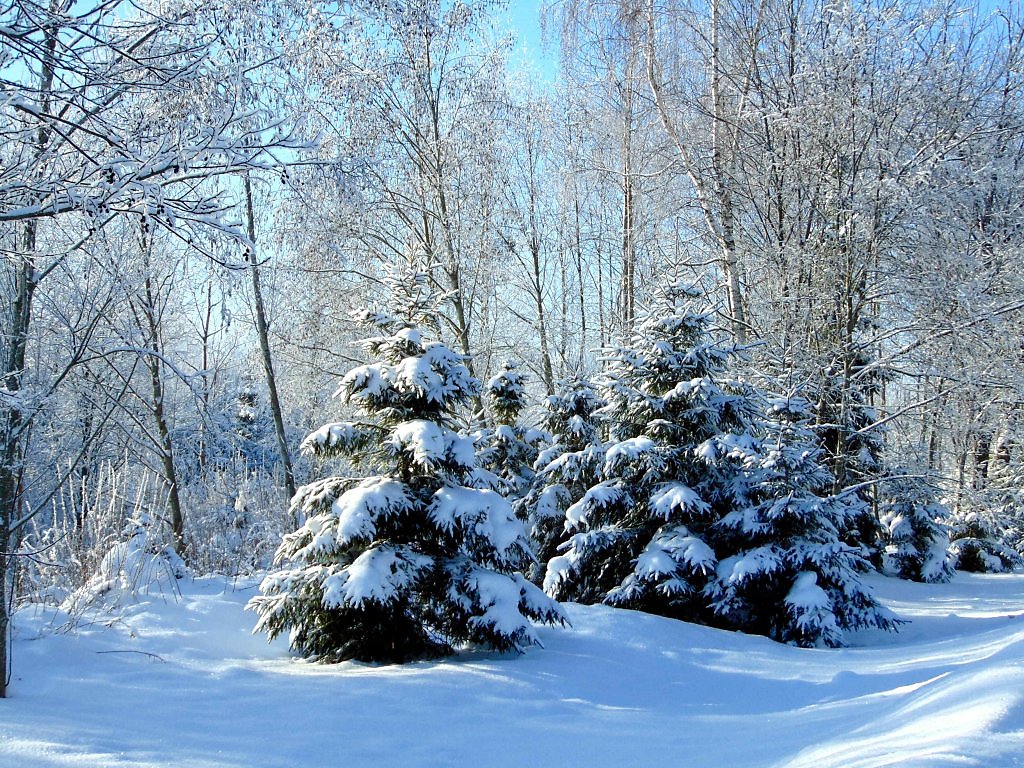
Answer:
top-left (522, 376), bottom-right (606, 579)
top-left (544, 283), bottom-right (754, 618)
top-left (708, 396), bottom-right (898, 647)
top-left (879, 477), bottom-right (955, 583)
top-left (474, 361), bottom-right (546, 503)
top-left (541, 283), bottom-right (896, 646)
top-left (248, 320), bottom-right (566, 662)
top-left (947, 509), bottom-right (1023, 573)
top-left (811, 359), bottom-right (887, 565)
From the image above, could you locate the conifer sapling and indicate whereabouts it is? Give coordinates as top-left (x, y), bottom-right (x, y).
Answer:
top-left (248, 283), bottom-right (565, 662)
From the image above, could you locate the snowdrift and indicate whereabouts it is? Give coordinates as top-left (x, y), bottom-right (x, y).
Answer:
top-left (3, 572), bottom-right (1024, 767)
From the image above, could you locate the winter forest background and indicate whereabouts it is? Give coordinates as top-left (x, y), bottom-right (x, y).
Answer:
top-left (3, 0), bottom-right (1024, 695)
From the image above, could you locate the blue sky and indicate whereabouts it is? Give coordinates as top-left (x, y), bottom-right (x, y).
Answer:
top-left (501, 1), bottom-right (558, 80)
top-left (495, 0), bottom-right (1012, 81)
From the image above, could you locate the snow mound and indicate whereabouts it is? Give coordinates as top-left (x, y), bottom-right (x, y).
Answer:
top-left (60, 518), bottom-right (187, 615)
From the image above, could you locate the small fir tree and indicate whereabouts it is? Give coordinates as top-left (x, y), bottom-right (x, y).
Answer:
top-left (811, 356), bottom-right (887, 566)
top-left (474, 361), bottom-right (545, 504)
top-left (709, 396), bottom-right (898, 647)
top-left (947, 508), bottom-right (1023, 573)
top-left (248, 305), bottom-right (565, 662)
top-left (879, 477), bottom-right (955, 583)
top-left (544, 284), bottom-right (753, 618)
top-left (943, 433), bottom-right (1023, 572)
top-left (995, 489), bottom-right (1024, 560)
top-left (977, 445), bottom-right (1024, 560)
top-left (522, 376), bottom-right (606, 580)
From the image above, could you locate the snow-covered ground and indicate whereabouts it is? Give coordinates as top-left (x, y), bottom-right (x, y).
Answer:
top-left (3, 572), bottom-right (1024, 767)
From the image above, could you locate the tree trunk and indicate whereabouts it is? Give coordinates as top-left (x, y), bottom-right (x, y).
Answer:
top-left (621, 76), bottom-right (637, 333)
top-left (526, 145), bottom-right (556, 396)
top-left (140, 275), bottom-right (186, 557)
top-left (644, 0), bottom-right (748, 343)
top-left (197, 280), bottom-right (215, 473)
top-left (0, 0), bottom-right (62, 699)
top-left (244, 173), bottom-right (297, 505)
top-left (574, 196), bottom-right (587, 369)
top-left (709, 0), bottom-right (747, 343)
top-left (973, 432), bottom-right (992, 491)
top-left (0, 223), bottom-right (37, 698)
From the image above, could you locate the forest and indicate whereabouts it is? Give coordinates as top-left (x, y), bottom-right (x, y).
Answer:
top-left (2, 0), bottom-right (1024, 696)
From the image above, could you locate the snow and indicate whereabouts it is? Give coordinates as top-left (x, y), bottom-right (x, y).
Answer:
top-left (332, 478), bottom-right (412, 541)
top-left (395, 326), bottom-right (423, 346)
top-left (602, 436), bottom-right (656, 475)
top-left (430, 485), bottom-right (523, 555)
top-left (532, 484), bottom-right (568, 522)
top-left (634, 544), bottom-right (678, 578)
top-left (297, 478), bottom-right (409, 552)
top-left (337, 336), bottom-right (476, 409)
top-left (785, 571), bottom-right (840, 643)
top-left (564, 482), bottom-right (623, 528)
top-left (6, 572), bottom-right (1024, 766)
top-left (300, 421), bottom-right (363, 453)
top-left (718, 546), bottom-right (785, 585)
top-left (61, 528), bottom-right (186, 614)
top-left (464, 568), bottom-right (539, 642)
top-left (649, 482), bottom-right (708, 519)
top-left (338, 363), bottom-right (385, 400)
top-left (391, 420), bottom-right (475, 470)
top-left (392, 354), bottom-right (448, 401)
top-left (389, 342), bottom-right (477, 403)
top-left (320, 545), bottom-right (431, 607)
top-left (786, 570), bottom-right (832, 610)
top-left (649, 526), bottom-right (717, 574)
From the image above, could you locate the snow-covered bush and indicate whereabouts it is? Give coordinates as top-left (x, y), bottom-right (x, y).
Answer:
top-left (60, 509), bottom-right (188, 616)
top-left (879, 478), bottom-right (955, 583)
top-left (16, 464), bottom-right (129, 607)
top-left (16, 464), bottom-right (187, 610)
top-left (183, 468), bottom-right (293, 576)
top-left (948, 509), bottom-right (1023, 573)
top-left (248, 309), bottom-right (566, 663)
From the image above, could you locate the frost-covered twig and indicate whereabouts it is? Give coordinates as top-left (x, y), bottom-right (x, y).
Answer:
top-left (95, 650), bottom-right (166, 662)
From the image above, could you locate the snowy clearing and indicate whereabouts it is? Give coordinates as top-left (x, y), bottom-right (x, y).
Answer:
top-left (3, 573), bottom-right (1024, 767)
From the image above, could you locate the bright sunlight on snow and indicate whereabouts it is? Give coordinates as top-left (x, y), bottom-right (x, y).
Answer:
top-left (3, 572), bottom-right (1024, 767)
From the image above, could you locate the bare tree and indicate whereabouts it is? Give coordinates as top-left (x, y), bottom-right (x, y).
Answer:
top-left (0, 0), bottom-right (298, 697)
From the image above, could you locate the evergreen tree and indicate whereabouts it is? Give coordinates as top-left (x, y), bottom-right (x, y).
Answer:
top-left (474, 361), bottom-right (545, 504)
top-left (977, 449), bottom-right (1024, 561)
top-left (879, 477), bottom-right (955, 583)
top-left (248, 304), bottom-right (565, 662)
top-left (947, 508), bottom-right (1023, 573)
top-left (709, 396), bottom-right (898, 647)
top-left (539, 282), bottom-right (896, 646)
top-left (544, 284), bottom-right (753, 617)
top-left (522, 376), bottom-right (606, 580)
top-left (942, 434), bottom-right (1023, 573)
top-left (811, 356), bottom-right (887, 566)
